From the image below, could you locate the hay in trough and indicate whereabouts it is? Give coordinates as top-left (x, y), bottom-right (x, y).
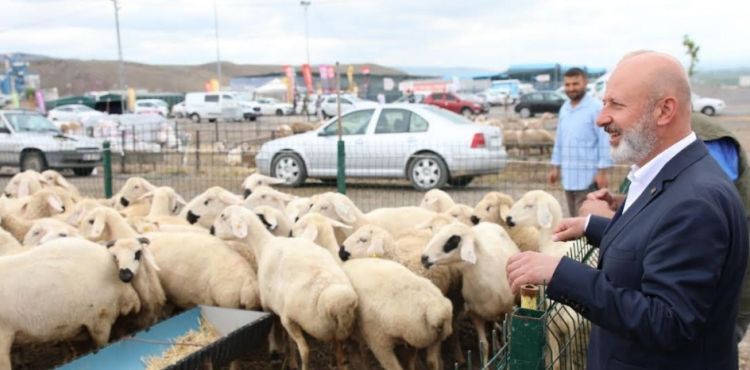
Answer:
top-left (143, 318), bottom-right (220, 370)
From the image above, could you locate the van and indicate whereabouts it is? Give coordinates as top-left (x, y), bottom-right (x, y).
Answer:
top-left (488, 79), bottom-right (521, 104)
top-left (184, 92), bottom-right (242, 123)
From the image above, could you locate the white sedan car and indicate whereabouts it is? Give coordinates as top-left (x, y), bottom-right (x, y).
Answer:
top-left (134, 99), bottom-right (169, 116)
top-left (255, 104), bottom-right (507, 190)
top-left (256, 97), bottom-right (294, 116)
top-left (320, 94), bottom-right (378, 118)
top-left (692, 94), bottom-right (726, 116)
top-left (47, 104), bottom-right (104, 123)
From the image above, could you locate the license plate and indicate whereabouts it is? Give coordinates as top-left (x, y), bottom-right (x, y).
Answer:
top-left (82, 153), bottom-right (100, 161)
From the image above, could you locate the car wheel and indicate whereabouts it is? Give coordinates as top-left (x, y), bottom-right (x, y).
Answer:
top-left (407, 153), bottom-right (448, 191)
top-left (20, 151), bottom-right (48, 172)
top-left (271, 152), bottom-right (307, 187)
top-left (520, 107), bottom-right (532, 118)
top-left (448, 176), bottom-right (474, 187)
top-left (276, 109), bottom-right (284, 116)
top-left (701, 106), bottom-right (716, 116)
top-left (189, 113), bottom-right (201, 123)
top-left (73, 167), bottom-right (95, 176)
top-left (461, 107), bottom-right (472, 117)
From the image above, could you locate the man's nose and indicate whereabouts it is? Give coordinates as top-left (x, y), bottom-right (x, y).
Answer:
top-left (596, 112), bottom-right (612, 128)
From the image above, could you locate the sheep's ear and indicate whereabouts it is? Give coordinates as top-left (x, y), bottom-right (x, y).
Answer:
top-left (324, 217), bottom-right (352, 230)
top-left (366, 237), bottom-right (384, 257)
top-left (536, 203), bottom-right (552, 229)
top-left (460, 236), bottom-right (477, 264)
top-left (55, 175), bottom-right (73, 190)
top-left (174, 193), bottom-right (188, 206)
top-left (142, 180), bottom-right (157, 192)
top-left (262, 212), bottom-right (278, 231)
top-left (231, 217), bottom-right (249, 239)
top-left (47, 195), bottom-right (65, 213)
top-left (219, 191), bottom-right (243, 206)
top-left (142, 246), bottom-right (161, 272)
top-left (300, 224), bottom-right (318, 241)
top-left (136, 191), bottom-right (155, 202)
top-left (274, 191), bottom-right (295, 203)
top-left (266, 176), bottom-right (285, 185)
top-left (18, 180), bottom-right (29, 198)
top-left (91, 212), bottom-right (107, 238)
top-left (333, 199), bottom-right (356, 224)
top-left (65, 206), bottom-right (85, 226)
top-left (137, 237), bottom-right (150, 245)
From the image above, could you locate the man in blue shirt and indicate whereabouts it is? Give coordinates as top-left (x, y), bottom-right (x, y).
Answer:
top-left (549, 67), bottom-right (613, 216)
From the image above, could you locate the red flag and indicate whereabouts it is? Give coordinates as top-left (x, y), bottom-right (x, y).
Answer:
top-left (301, 64), bottom-right (313, 94)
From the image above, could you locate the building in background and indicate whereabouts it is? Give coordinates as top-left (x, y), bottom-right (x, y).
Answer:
top-left (474, 63), bottom-right (606, 91)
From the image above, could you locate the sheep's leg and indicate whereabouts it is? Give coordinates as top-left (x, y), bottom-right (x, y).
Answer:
top-left (347, 335), bottom-right (371, 370)
top-left (0, 331), bottom-right (14, 370)
top-left (365, 336), bottom-right (403, 370)
top-left (468, 314), bottom-right (489, 365)
top-left (404, 346), bottom-right (418, 370)
top-left (281, 317), bottom-right (309, 370)
top-left (333, 340), bottom-right (350, 370)
top-left (267, 316), bottom-right (286, 361)
top-left (426, 342), bottom-right (443, 370)
top-left (86, 319), bottom-right (113, 347)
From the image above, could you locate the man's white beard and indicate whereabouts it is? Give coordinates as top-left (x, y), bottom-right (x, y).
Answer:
top-left (610, 112), bottom-right (658, 165)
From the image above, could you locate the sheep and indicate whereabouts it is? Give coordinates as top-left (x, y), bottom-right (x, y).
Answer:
top-left (342, 258), bottom-right (453, 370)
top-left (285, 196), bottom-right (313, 223)
top-left (114, 176), bottom-right (156, 211)
top-left (56, 198), bottom-right (106, 226)
top-left (226, 145), bottom-right (244, 166)
top-left (421, 222), bottom-right (520, 364)
top-left (241, 173), bottom-right (285, 198)
top-left (0, 228), bottom-right (23, 255)
top-left (419, 189), bottom-right (456, 213)
top-left (275, 124), bottom-right (294, 138)
top-left (244, 185), bottom-right (295, 212)
top-left (471, 191), bottom-right (540, 252)
top-left (0, 238), bottom-right (143, 368)
top-left (0, 188), bottom-right (69, 220)
top-left (180, 186), bottom-right (243, 229)
top-left (41, 170), bottom-right (81, 197)
top-left (23, 218), bottom-right (80, 247)
top-left (125, 187), bottom-right (195, 231)
top-left (254, 205), bottom-right (294, 238)
top-left (3, 170), bottom-right (46, 198)
top-left (211, 205), bottom-right (358, 370)
top-left (79, 207), bottom-right (139, 242)
top-left (0, 204), bottom-right (33, 242)
top-left (445, 204), bottom-right (475, 226)
top-left (309, 192), bottom-right (437, 243)
top-left (505, 190), bottom-right (571, 258)
top-left (140, 186), bottom-right (187, 217)
top-left (292, 213), bottom-right (353, 259)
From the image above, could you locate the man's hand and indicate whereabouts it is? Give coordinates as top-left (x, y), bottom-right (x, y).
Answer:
top-left (594, 170), bottom-right (609, 189)
top-left (579, 198), bottom-right (616, 218)
top-left (552, 217), bottom-right (587, 241)
top-left (506, 251), bottom-right (562, 294)
top-left (548, 167), bottom-right (560, 185)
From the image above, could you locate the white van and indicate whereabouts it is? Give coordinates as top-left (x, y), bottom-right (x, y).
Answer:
top-left (184, 92), bottom-right (242, 123)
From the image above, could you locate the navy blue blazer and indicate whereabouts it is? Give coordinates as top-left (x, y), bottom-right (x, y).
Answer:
top-left (547, 140), bottom-right (748, 370)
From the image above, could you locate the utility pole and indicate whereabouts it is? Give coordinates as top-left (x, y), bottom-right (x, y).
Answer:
top-left (213, 0), bottom-right (222, 88)
top-left (111, 0), bottom-right (125, 112)
top-left (300, 0), bottom-right (311, 66)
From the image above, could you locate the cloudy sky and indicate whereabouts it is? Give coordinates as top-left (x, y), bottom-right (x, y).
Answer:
top-left (0, 0), bottom-right (746, 71)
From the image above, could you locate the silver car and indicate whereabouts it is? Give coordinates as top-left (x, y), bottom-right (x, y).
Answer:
top-left (0, 110), bottom-right (102, 175)
top-left (256, 104), bottom-right (507, 190)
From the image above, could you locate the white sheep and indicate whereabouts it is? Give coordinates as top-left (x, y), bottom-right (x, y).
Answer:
top-left (445, 204), bottom-right (475, 226)
top-left (244, 185), bottom-right (296, 212)
top-left (472, 191), bottom-right (540, 252)
top-left (41, 170), bottom-right (81, 197)
top-left (505, 190), bottom-right (571, 257)
top-left (0, 188), bottom-right (69, 220)
top-left (0, 228), bottom-right (23, 255)
top-left (285, 196), bottom-right (313, 223)
top-left (3, 170), bottom-right (46, 198)
top-left (79, 207), bottom-right (139, 242)
top-left (343, 258), bottom-right (453, 370)
top-left (292, 213), bottom-right (353, 260)
top-left (241, 173), bottom-right (285, 198)
top-left (419, 189), bottom-right (456, 213)
top-left (114, 176), bottom-right (156, 214)
top-left (23, 218), bottom-right (80, 246)
top-left (0, 238), bottom-right (145, 368)
top-left (421, 222), bottom-right (520, 364)
top-left (56, 198), bottom-right (107, 226)
top-left (212, 205), bottom-right (358, 370)
top-left (180, 186), bottom-right (243, 229)
top-left (254, 205), bottom-right (294, 238)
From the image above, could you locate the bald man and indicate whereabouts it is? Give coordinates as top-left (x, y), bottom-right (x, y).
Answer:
top-left (506, 51), bottom-right (748, 369)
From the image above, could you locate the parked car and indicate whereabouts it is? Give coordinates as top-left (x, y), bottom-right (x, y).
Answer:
top-left (478, 89), bottom-right (512, 106)
top-left (422, 92), bottom-right (489, 116)
top-left (47, 104), bottom-right (104, 123)
top-left (184, 92), bottom-right (242, 123)
top-left (692, 93), bottom-right (726, 116)
top-left (134, 99), bottom-right (169, 116)
top-left (171, 101), bottom-right (187, 118)
top-left (255, 104), bottom-right (507, 190)
top-left (514, 91), bottom-right (566, 118)
top-left (0, 110), bottom-right (101, 175)
top-left (255, 97), bottom-right (294, 116)
top-left (320, 94), bottom-right (378, 118)
top-left (394, 92), bottom-right (429, 104)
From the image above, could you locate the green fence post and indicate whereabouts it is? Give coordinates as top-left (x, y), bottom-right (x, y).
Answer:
top-left (508, 307), bottom-right (546, 370)
top-left (103, 141), bottom-right (113, 198)
top-left (337, 139), bottom-right (346, 194)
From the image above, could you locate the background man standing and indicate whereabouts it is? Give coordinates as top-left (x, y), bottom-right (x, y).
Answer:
top-left (549, 67), bottom-right (612, 216)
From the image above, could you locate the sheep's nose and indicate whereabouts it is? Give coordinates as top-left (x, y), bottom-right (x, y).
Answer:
top-left (58, 233), bottom-right (67, 237)
top-left (119, 269), bottom-right (134, 283)
top-left (470, 215), bottom-right (480, 225)
top-left (421, 255), bottom-right (433, 269)
top-left (243, 189), bottom-right (252, 199)
top-left (506, 216), bottom-right (515, 227)
top-left (209, 226), bottom-right (216, 235)
top-left (186, 210), bottom-right (200, 224)
top-left (60, 205), bottom-right (65, 212)
top-left (338, 247), bottom-right (350, 261)
top-left (120, 197), bottom-right (130, 207)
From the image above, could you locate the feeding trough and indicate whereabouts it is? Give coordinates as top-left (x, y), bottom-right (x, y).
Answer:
top-left (57, 306), bottom-right (272, 370)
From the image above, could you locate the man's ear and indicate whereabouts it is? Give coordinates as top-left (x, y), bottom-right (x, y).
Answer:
top-left (655, 96), bottom-right (679, 127)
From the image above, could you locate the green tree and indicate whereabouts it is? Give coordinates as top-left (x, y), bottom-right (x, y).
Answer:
top-left (682, 34), bottom-right (700, 77)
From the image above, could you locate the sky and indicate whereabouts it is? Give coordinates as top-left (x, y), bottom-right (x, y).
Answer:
top-left (0, 0), bottom-right (747, 72)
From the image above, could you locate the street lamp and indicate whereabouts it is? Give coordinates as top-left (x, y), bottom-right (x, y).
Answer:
top-left (111, 0), bottom-right (125, 112)
top-left (213, 0), bottom-right (222, 88)
top-left (300, 0), bottom-right (311, 66)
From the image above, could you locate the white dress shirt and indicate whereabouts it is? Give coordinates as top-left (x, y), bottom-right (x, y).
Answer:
top-left (622, 132), bottom-right (697, 213)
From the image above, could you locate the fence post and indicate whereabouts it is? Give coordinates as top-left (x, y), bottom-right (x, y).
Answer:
top-left (508, 307), bottom-right (546, 370)
top-left (103, 141), bottom-right (113, 198)
top-left (195, 130), bottom-right (201, 173)
top-left (120, 130), bottom-right (126, 173)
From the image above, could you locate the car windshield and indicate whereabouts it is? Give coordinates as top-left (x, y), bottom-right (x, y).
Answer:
top-left (5, 113), bottom-right (60, 133)
top-left (422, 105), bottom-right (473, 124)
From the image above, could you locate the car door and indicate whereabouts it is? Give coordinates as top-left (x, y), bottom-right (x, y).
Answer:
top-left (54, 106), bottom-right (74, 121)
top-left (528, 93), bottom-right (544, 114)
top-left (0, 115), bottom-right (15, 165)
top-left (367, 108), bottom-right (428, 177)
top-left (544, 92), bottom-right (564, 113)
top-left (444, 93), bottom-right (460, 113)
top-left (204, 94), bottom-right (220, 118)
top-left (306, 109), bottom-right (376, 177)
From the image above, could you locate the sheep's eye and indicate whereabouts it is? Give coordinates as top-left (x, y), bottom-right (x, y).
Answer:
top-left (261, 195), bottom-right (267, 199)
top-left (359, 237), bottom-right (368, 243)
top-left (524, 204), bottom-right (533, 209)
top-left (33, 230), bottom-right (41, 235)
top-left (486, 206), bottom-right (491, 211)
top-left (134, 185), bottom-right (139, 189)
top-left (134, 250), bottom-right (142, 260)
top-left (88, 219), bottom-right (94, 225)
top-left (204, 199), bottom-right (210, 206)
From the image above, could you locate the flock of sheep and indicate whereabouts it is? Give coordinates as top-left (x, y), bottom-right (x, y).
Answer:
top-left (0, 170), bottom-right (579, 370)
